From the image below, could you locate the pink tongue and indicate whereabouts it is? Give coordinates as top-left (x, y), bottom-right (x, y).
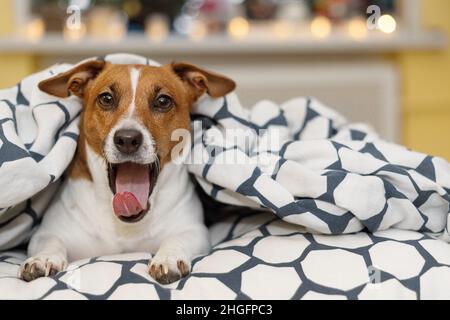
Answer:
top-left (112, 163), bottom-right (150, 218)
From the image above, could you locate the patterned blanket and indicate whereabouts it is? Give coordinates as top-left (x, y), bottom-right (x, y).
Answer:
top-left (188, 78), bottom-right (450, 241)
top-left (1, 213), bottom-right (450, 299)
top-left (0, 53), bottom-right (449, 251)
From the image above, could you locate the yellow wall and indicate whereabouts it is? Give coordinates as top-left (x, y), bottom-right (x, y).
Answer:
top-left (0, 0), bottom-right (36, 89)
top-left (0, 0), bottom-right (13, 36)
top-left (397, 0), bottom-right (450, 160)
top-left (0, 0), bottom-right (449, 159)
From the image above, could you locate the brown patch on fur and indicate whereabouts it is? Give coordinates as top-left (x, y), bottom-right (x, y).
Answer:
top-left (134, 65), bottom-right (193, 166)
top-left (69, 64), bottom-right (134, 180)
top-left (81, 64), bottom-right (134, 157)
top-left (39, 61), bottom-right (235, 181)
top-left (67, 133), bottom-right (92, 180)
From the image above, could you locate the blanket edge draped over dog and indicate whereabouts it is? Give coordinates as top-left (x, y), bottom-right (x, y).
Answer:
top-left (0, 53), bottom-right (449, 251)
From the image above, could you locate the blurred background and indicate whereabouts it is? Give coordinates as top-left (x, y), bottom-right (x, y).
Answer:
top-left (0, 0), bottom-right (449, 159)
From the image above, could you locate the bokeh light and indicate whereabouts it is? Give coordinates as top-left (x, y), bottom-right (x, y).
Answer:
top-left (310, 16), bottom-right (331, 39)
top-left (272, 21), bottom-right (294, 40)
top-left (347, 17), bottom-right (368, 40)
top-left (378, 14), bottom-right (397, 34)
top-left (145, 14), bottom-right (169, 42)
top-left (24, 17), bottom-right (45, 42)
top-left (189, 20), bottom-right (207, 41)
top-left (63, 22), bottom-right (87, 42)
top-left (228, 17), bottom-right (250, 40)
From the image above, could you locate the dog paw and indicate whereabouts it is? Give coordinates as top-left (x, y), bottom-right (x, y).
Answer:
top-left (19, 254), bottom-right (68, 282)
top-left (148, 250), bottom-right (190, 285)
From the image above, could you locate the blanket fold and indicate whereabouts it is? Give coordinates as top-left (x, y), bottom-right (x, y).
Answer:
top-left (0, 54), bottom-right (449, 251)
top-left (189, 93), bottom-right (450, 238)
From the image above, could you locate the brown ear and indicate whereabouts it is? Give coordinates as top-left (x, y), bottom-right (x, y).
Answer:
top-left (38, 60), bottom-right (106, 98)
top-left (171, 62), bottom-right (236, 99)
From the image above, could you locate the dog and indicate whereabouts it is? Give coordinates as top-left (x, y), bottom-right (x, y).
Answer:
top-left (18, 59), bottom-right (235, 284)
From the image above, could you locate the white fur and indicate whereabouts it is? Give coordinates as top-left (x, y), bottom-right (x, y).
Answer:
top-left (20, 68), bottom-right (210, 281)
top-left (103, 68), bottom-right (156, 165)
top-left (127, 67), bottom-right (140, 117)
top-left (103, 118), bottom-right (157, 164)
top-left (21, 143), bottom-right (209, 280)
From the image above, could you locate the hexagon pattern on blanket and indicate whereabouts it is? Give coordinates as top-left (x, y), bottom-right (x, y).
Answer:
top-left (1, 213), bottom-right (450, 300)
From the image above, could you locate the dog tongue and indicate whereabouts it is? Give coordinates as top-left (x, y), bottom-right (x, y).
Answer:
top-left (112, 163), bottom-right (150, 218)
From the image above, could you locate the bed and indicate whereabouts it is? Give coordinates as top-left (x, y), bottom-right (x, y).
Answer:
top-left (1, 211), bottom-right (450, 300)
top-left (1, 54), bottom-right (449, 300)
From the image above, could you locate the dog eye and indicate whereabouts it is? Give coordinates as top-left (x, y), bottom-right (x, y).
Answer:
top-left (154, 95), bottom-right (173, 111)
top-left (97, 92), bottom-right (115, 109)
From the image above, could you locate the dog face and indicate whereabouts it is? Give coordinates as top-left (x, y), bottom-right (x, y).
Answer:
top-left (39, 60), bottom-right (235, 223)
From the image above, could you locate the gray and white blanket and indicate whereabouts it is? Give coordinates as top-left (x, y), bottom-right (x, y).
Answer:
top-left (0, 54), bottom-right (450, 299)
top-left (1, 53), bottom-right (450, 249)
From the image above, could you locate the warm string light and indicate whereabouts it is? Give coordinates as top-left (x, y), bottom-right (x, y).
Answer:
top-left (347, 17), bottom-right (367, 40)
top-left (145, 14), bottom-right (169, 42)
top-left (189, 20), bottom-right (208, 41)
top-left (378, 14), bottom-right (397, 34)
top-left (271, 21), bottom-right (294, 39)
top-left (107, 21), bottom-right (127, 41)
top-left (63, 23), bottom-right (87, 42)
top-left (228, 17), bottom-right (250, 40)
top-left (88, 9), bottom-right (127, 41)
top-left (25, 4), bottom-right (398, 44)
top-left (310, 16), bottom-right (331, 39)
top-left (24, 17), bottom-right (45, 42)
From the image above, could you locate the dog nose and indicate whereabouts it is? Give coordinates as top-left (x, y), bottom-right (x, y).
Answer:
top-left (114, 129), bottom-right (143, 154)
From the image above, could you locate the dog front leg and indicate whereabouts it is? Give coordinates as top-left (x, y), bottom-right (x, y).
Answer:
top-left (149, 226), bottom-right (210, 284)
top-left (19, 234), bottom-right (68, 282)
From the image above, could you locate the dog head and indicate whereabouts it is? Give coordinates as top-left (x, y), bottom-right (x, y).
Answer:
top-left (39, 60), bottom-right (235, 223)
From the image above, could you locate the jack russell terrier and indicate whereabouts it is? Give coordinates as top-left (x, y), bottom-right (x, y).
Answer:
top-left (18, 60), bottom-right (235, 284)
